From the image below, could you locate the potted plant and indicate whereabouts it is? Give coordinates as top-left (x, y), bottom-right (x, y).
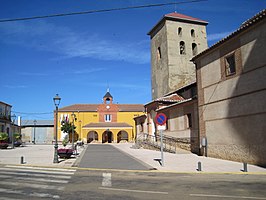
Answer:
top-left (0, 132), bottom-right (9, 149)
top-left (57, 148), bottom-right (73, 159)
top-left (57, 136), bottom-right (73, 159)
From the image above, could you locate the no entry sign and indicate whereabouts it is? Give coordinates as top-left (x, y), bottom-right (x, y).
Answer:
top-left (155, 113), bottom-right (167, 125)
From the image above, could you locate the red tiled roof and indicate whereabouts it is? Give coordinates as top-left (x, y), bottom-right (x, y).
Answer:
top-left (192, 9), bottom-right (266, 62)
top-left (156, 98), bottom-right (194, 112)
top-left (148, 12), bottom-right (208, 36)
top-left (156, 93), bottom-right (184, 102)
top-left (118, 104), bottom-right (144, 112)
top-left (59, 104), bottom-right (144, 112)
top-left (145, 94), bottom-right (184, 106)
top-left (165, 12), bottom-right (208, 24)
top-left (83, 122), bottom-right (132, 128)
top-left (59, 104), bottom-right (98, 112)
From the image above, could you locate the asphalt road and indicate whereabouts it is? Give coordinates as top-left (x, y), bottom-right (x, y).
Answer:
top-left (62, 170), bottom-right (266, 200)
top-left (77, 144), bottom-right (151, 170)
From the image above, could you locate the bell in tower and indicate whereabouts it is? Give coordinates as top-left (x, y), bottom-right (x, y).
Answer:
top-left (103, 89), bottom-right (113, 104)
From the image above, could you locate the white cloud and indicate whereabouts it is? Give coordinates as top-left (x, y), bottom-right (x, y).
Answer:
top-left (72, 68), bottom-right (107, 74)
top-left (3, 85), bottom-right (27, 89)
top-left (207, 31), bottom-right (233, 41)
top-left (0, 21), bottom-right (150, 64)
top-left (89, 82), bottom-right (149, 91)
top-left (19, 72), bottom-right (48, 76)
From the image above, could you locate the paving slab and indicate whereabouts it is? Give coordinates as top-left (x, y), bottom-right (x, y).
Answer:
top-left (111, 143), bottom-right (266, 173)
top-left (0, 144), bottom-right (84, 168)
top-left (0, 143), bottom-right (265, 174)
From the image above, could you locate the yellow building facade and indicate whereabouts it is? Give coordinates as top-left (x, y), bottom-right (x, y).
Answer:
top-left (56, 92), bottom-right (145, 143)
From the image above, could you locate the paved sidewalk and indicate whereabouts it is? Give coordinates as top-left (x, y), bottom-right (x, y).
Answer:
top-left (0, 144), bottom-right (85, 168)
top-left (0, 143), bottom-right (265, 173)
top-left (111, 143), bottom-right (266, 173)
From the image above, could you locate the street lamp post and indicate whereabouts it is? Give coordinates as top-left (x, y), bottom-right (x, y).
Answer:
top-left (71, 112), bottom-right (76, 150)
top-left (53, 94), bottom-right (61, 163)
top-left (33, 120), bottom-right (37, 144)
top-left (11, 114), bottom-right (16, 149)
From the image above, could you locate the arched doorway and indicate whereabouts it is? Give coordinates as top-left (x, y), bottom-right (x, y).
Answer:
top-left (87, 131), bottom-right (98, 143)
top-left (102, 130), bottom-right (113, 143)
top-left (117, 130), bottom-right (128, 143)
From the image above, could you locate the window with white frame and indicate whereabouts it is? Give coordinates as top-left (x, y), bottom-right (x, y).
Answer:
top-left (105, 114), bottom-right (112, 122)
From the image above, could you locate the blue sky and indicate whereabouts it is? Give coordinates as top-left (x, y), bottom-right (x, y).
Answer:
top-left (0, 0), bottom-right (265, 120)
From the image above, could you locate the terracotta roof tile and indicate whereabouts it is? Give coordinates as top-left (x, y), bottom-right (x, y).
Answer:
top-left (165, 12), bottom-right (208, 24)
top-left (148, 12), bottom-right (208, 36)
top-left (145, 94), bottom-right (185, 106)
top-left (59, 104), bottom-right (98, 112)
top-left (156, 93), bottom-right (184, 102)
top-left (118, 104), bottom-right (144, 112)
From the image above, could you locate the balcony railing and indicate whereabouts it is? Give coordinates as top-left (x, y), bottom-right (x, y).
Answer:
top-left (0, 114), bottom-right (11, 121)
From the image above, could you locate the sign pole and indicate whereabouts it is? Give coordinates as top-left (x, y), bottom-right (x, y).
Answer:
top-left (160, 129), bottom-right (164, 167)
top-left (155, 113), bottom-right (167, 167)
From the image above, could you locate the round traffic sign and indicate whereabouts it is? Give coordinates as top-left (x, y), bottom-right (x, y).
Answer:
top-left (155, 113), bottom-right (167, 125)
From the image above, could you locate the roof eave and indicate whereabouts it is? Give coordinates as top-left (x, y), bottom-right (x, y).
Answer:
top-left (192, 9), bottom-right (266, 63)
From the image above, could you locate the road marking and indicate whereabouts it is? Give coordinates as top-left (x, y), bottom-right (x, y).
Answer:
top-left (0, 188), bottom-right (60, 199)
top-left (0, 167), bottom-right (75, 175)
top-left (102, 173), bottom-right (112, 187)
top-left (0, 171), bottom-right (71, 179)
top-left (5, 165), bottom-right (76, 172)
top-left (0, 197), bottom-right (23, 200)
top-left (0, 181), bottom-right (65, 191)
top-left (99, 187), bottom-right (169, 195)
top-left (190, 194), bottom-right (266, 199)
top-left (0, 175), bottom-right (69, 183)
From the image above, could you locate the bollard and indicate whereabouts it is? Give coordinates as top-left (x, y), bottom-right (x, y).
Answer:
top-left (197, 161), bottom-right (202, 171)
top-left (243, 163), bottom-right (248, 172)
top-left (20, 156), bottom-right (24, 164)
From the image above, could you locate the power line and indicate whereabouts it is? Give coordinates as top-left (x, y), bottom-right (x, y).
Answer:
top-left (0, 0), bottom-right (207, 23)
top-left (12, 111), bottom-right (53, 115)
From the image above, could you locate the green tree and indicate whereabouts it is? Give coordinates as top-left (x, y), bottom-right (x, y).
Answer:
top-left (0, 132), bottom-right (8, 142)
top-left (61, 120), bottom-right (76, 136)
top-left (13, 133), bottom-right (21, 141)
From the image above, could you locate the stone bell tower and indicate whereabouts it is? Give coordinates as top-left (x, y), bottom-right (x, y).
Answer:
top-left (148, 12), bottom-right (208, 99)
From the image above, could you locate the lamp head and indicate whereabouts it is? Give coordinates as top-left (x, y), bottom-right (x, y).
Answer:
top-left (11, 114), bottom-right (16, 123)
top-left (53, 94), bottom-right (61, 107)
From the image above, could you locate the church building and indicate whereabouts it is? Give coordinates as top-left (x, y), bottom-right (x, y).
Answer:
top-left (57, 91), bottom-right (145, 143)
top-left (137, 12), bottom-right (208, 153)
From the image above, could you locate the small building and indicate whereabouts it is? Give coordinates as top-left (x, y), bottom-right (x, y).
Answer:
top-left (192, 9), bottom-right (266, 166)
top-left (139, 12), bottom-right (208, 153)
top-left (0, 101), bottom-right (20, 142)
top-left (56, 91), bottom-right (145, 143)
top-left (142, 82), bottom-right (199, 152)
top-left (20, 120), bottom-right (54, 144)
